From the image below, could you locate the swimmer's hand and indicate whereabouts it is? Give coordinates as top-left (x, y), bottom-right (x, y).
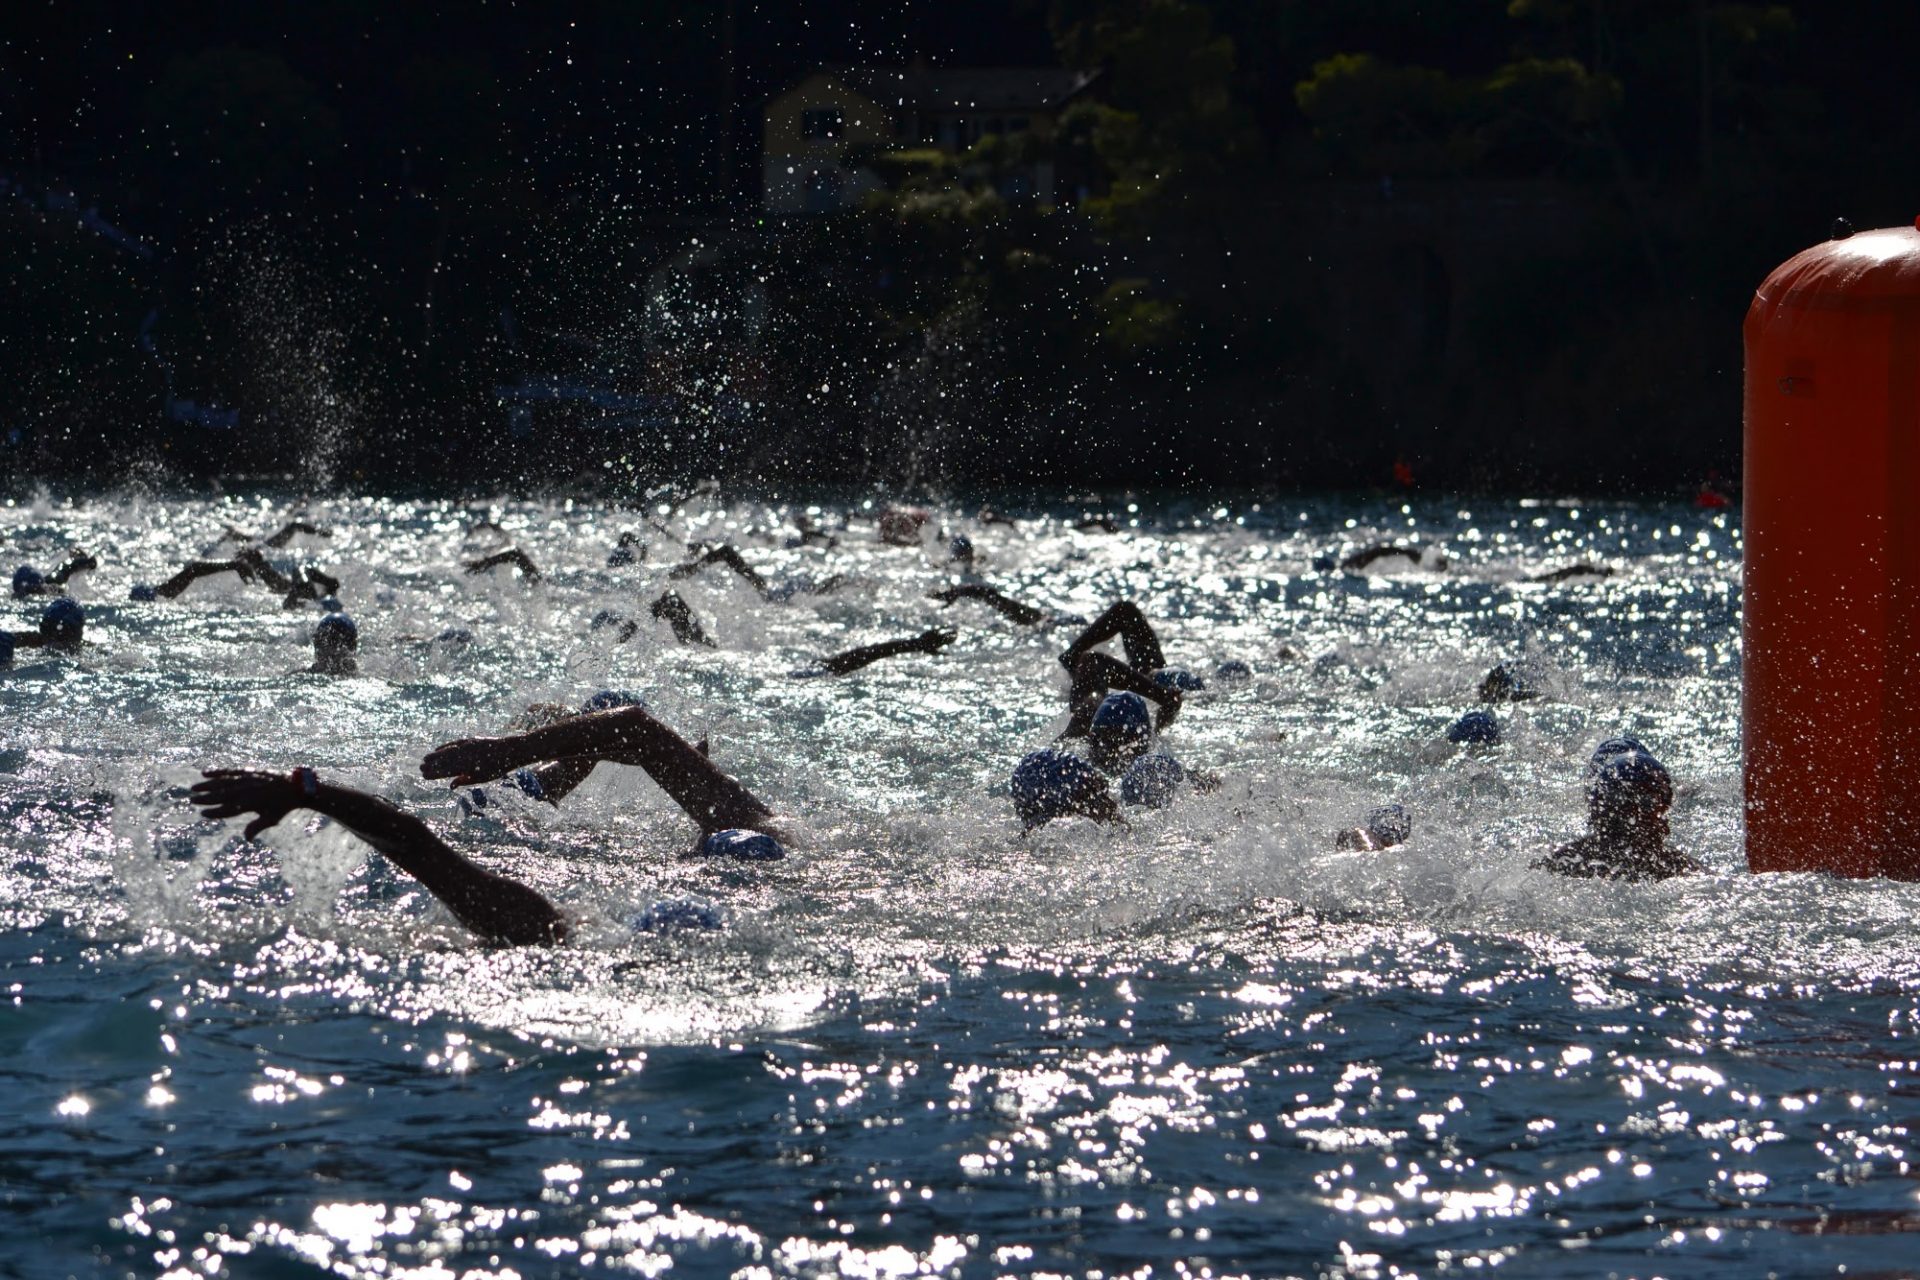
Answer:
top-left (190, 769), bottom-right (301, 839)
top-left (420, 737), bottom-right (518, 788)
top-left (917, 627), bottom-right (957, 654)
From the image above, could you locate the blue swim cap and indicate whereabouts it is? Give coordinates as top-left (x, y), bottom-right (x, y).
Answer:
top-left (1010, 748), bottom-right (1109, 827)
top-left (1587, 736), bottom-right (1648, 773)
top-left (313, 611), bottom-right (358, 651)
top-left (581, 689), bottom-right (645, 713)
top-left (949, 534), bottom-right (974, 561)
top-left (633, 897), bottom-right (724, 933)
top-left (12, 565), bottom-right (43, 598)
top-left (1120, 753), bottom-right (1184, 808)
top-left (434, 626), bottom-right (474, 645)
top-left (1089, 690), bottom-right (1154, 767)
top-left (1152, 667), bottom-right (1206, 692)
top-left (1365, 804), bottom-right (1412, 847)
top-left (0, 630), bottom-right (13, 667)
top-left (317, 596), bottom-right (343, 614)
top-left (1588, 747), bottom-right (1673, 813)
top-left (699, 828), bottom-right (788, 861)
top-left (507, 767), bottom-right (547, 801)
top-left (1214, 659), bottom-right (1254, 684)
top-left (1447, 709), bottom-right (1501, 745)
top-left (607, 546), bottom-right (636, 567)
top-left (128, 583), bottom-right (157, 603)
top-left (39, 596), bottom-right (83, 645)
top-left (1311, 554), bottom-right (1337, 572)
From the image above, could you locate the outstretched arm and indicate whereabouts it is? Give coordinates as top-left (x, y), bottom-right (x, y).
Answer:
top-left (189, 769), bottom-right (566, 946)
top-left (155, 559), bottom-right (252, 599)
top-left (465, 548), bottom-right (542, 581)
top-left (930, 583), bottom-right (1044, 626)
top-left (423, 705), bottom-right (775, 835)
top-left (669, 544), bottom-right (770, 597)
top-left (1061, 601), bottom-right (1165, 674)
top-left (47, 550), bottom-right (98, 586)
top-left (820, 627), bottom-right (955, 676)
top-left (1061, 651), bottom-right (1181, 736)
top-left (263, 520), bottom-right (333, 548)
top-left (649, 591), bottom-right (714, 646)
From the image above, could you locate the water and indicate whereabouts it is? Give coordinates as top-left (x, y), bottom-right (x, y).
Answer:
top-left (4, 491), bottom-right (1917, 1279)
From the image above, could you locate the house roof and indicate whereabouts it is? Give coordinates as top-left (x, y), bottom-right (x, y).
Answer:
top-left (824, 66), bottom-right (1098, 113)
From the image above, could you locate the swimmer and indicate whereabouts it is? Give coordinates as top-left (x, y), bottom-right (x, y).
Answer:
top-left (217, 519), bottom-right (332, 549)
top-left (606, 531), bottom-right (647, 567)
top-left (421, 702), bottom-right (788, 854)
top-left (816, 627), bottom-right (956, 675)
top-left (877, 506), bottom-right (930, 546)
top-left (464, 547), bottom-right (542, 582)
top-left (1338, 544), bottom-right (1448, 572)
top-left (1479, 661), bottom-right (1545, 703)
top-left (308, 612), bottom-right (359, 676)
top-left (13, 550), bottom-right (98, 598)
top-left (5, 597), bottom-right (86, 655)
top-left (189, 767), bottom-right (568, 946)
top-left (1531, 563), bottom-right (1614, 583)
top-left (930, 583), bottom-right (1045, 626)
top-left (649, 591), bottom-right (714, 646)
top-left (1531, 739), bottom-right (1704, 882)
top-left (1057, 602), bottom-right (1191, 738)
top-left (1335, 804), bottom-right (1411, 852)
top-left (145, 546), bottom-right (339, 608)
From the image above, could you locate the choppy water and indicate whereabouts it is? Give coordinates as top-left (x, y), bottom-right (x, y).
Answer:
top-left (4, 491), bottom-right (1917, 1279)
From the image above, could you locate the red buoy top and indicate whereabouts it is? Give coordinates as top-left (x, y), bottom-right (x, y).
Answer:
top-left (1752, 226), bottom-right (1920, 322)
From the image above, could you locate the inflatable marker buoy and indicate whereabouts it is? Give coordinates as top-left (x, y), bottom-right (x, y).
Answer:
top-left (1744, 219), bottom-right (1920, 878)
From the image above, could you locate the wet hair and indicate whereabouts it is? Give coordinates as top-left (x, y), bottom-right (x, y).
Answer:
top-left (1446, 709), bottom-right (1500, 745)
top-left (39, 597), bottom-right (83, 646)
top-left (1364, 804), bottom-right (1412, 847)
top-left (1010, 748), bottom-right (1109, 827)
top-left (1088, 691), bottom-right (1154, 768)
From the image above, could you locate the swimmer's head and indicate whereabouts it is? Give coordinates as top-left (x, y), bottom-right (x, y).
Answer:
top-left (12, 565), bottom-right (43, 599)
top-left (1088, 691), bottom-right (1154, 768)
top-left (1586, 736), bottom-right (1648, 774)
top-left (1587, 746), bottom-right (1672, 826)
top-left (1119, 752), bottom-right (1183, 808)
top-left (1010, 749), bottom-right (1112, 828)
top-left (948, 534), bottom-right (974, 565)
top-left (434, 626), bottom-right (474, 646)
top-left (589, 608), bottom-right (629, 632)
top-left (1446, 709), bottom-right (1501, 746)
top-left (317, 596), bottom-right (343, 614)
top-left (698, 828), bottom-right (788, 861)
top-left (1214, 659), bottom-right (1254, 684)
top-left (1479, 661), bottom-right (1543, 703)
top-left (1364, 803), bottom-right (1412, 848)
top-left (129, 583), bottom-right (157, 603)
top-left (632, 897), bottom-right (724, 933)
top-left (581, 689), bottom-right (645, 714)
top-left (39, 597), bottom-right (83, 647)
top-left (1152, 667), bottom-right (1207, 693)
top-left (312, 611), bottom-right (358, 670)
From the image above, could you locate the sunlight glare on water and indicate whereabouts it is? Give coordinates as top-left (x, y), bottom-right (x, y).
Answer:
top-left (5, 491), bottom-right (1919, 1278)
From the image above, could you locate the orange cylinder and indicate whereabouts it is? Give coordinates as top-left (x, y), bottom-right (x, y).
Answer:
top-left (1744, 222), bottom-right (1920, 878)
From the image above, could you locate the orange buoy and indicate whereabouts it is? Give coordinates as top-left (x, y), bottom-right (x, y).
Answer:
top-left (1744, 221), bottom-right (1920, 878)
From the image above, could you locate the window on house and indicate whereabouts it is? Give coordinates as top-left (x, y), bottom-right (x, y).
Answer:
top-left (802, 108), bottom-right (844, 140)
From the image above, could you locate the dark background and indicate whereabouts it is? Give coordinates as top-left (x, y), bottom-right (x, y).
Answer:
top-left (3, 1), bottom-right (1913, 495)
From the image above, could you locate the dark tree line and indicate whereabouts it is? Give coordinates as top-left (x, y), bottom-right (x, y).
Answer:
top-left (2, 1), bottom-right (1910, 492)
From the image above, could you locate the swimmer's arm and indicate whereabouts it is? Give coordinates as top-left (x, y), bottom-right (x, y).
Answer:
top-left (929, 584), bottom-right (1043, 626)
top-left (9, 629), bottom-right (49, 649)
top-left (1060, 601), bottom-right (1165, 673)
top-left (233, 548), bottom-right (296, 595)
top-left (155, 559), bottom-right (249, 599)
top-left (649, 591), bottom-right (713, 646)
top-left (1062, 651), bottom-right (1181, 734)
top-left (47, 550), bottom-right (98, 585)
top-left (524, 756), bottom-right (600, 805)
top-left (263, 520), bottom-right (332, 548)
top-left (424, 707), bottom-right (774, 834)
top-left (189, 769), bottom-right (566, 946)
top-left (819, 627), bottom-right (956, 675)
top-left (670, 545), bottom-right (770, 596)
top-left (464, 548), bottom-right (542, 581)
